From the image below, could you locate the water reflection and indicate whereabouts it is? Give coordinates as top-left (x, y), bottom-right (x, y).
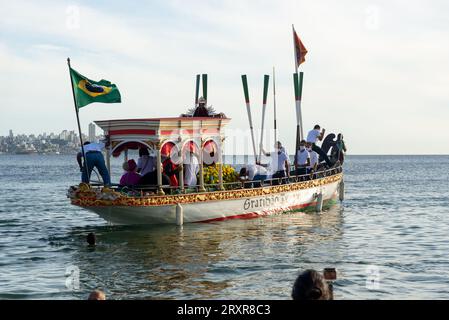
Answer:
top-left (67, 205), bottom-right (344, 299)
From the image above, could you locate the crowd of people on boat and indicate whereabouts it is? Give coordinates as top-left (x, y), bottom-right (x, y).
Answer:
top-left (239, 125), bottom-right (346, 185)
top-left (76, 124), bottom-right (346, 190)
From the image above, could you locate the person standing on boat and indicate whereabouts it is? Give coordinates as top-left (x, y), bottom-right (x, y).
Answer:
top-left (295, 140), bottom-right (310, 176)
top-left (306, 125), bottom-right (333, 167)
top-left (261, 141), bottom-right (290, 184)
top-left (193, 97), bottom-right (209, 117)
top-left (307, 142), bottom-right (319, 173)
top-left (77, 139), bottom-right (111, 186)
top-left (184, 150), bottom-right (199, 187)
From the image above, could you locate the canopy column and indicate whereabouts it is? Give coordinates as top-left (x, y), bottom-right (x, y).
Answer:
top-left (178, 149), bottom-right (185, 193)
top-left (156, 144), bottom-right (165, 195)
top-left (198, 140), bottom-right (206, 192)
top-left (218, 138), bottom-right (225, 191)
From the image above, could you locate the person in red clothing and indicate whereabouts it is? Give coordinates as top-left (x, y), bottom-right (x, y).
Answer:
top-left (162, 156), bottom-right (179, 187)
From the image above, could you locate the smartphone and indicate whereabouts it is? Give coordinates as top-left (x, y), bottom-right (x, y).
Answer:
top-left (323, 268), bottom-right (337, 281)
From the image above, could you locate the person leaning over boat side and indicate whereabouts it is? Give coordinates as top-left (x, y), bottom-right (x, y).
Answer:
top-left (239, 164), bottom-right (268, 187)
top-left (184, 150), bottom-right (199, 187)
top-left (261, 141), bottom-right (290, 185)
top-left (77, 139), bottom-right (111, 186)
top-left (119, 159), bottom-right (141, 187)
top-left (330, 133), bottom-right (347, 165)
top-left (306, 125), bottom-right (333, 167)
top-left (291, 270), bottom-right (332, 300)
top-left (137, 147), bottom-right (156, 176)
top-left (295, 140), bottom-right (310, 176)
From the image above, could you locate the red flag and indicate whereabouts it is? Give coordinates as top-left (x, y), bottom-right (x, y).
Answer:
top-left (293, 28), bottom-right (308, 67)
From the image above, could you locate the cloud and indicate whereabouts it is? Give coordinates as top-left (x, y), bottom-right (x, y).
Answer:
top-left (0, 0), bottom-right (448, 154)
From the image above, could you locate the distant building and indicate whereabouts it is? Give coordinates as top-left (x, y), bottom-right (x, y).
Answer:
top-left (88, 123), bottom-right (96, 142)
top-left (9, 129), bottom-right (13, 138)
top-left (59, 130), bottom-right (68, 141)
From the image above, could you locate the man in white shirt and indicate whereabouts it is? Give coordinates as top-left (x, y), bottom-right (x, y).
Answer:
top-left (306, 124), bottom-right (333, 167)
top-left (295, 140), bottom-right (310, 176)
top-left (184, 151), bottom-right (199, 187)
top-left (262, 141), bottom-right (290, 185)
top-left (77, 140), bottom-right (111, 185)
top-left (307, 143), bottom-right (319, 171)
top-left (239, 164), bottom-right (268, 187)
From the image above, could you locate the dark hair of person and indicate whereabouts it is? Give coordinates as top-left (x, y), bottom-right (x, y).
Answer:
top-left (139, 147), bottom-right (149, 157)
top-left (83, 141), bottom-right (91, 145)
top-left (300, 140), bottom-right (307, 144)
top-left (239, 167), bottom-right (247, 177)
top-left (337, 133), bottom-right (343, 140)
top-left (86, 232), bottom-right (96, 246)
top-left (314, 125), bottom-right (320, 130)
top-left (292, 269), bottom-right (332, 300)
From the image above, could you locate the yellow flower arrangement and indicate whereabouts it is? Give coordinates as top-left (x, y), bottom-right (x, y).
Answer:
top-left (203, 164), bottom-right (239, 185)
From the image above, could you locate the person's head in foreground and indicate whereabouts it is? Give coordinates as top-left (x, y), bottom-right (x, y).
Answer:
top-left (88, 289), bottom-right (106, 300)
top-left (291, 269), bottom-right (332, 300)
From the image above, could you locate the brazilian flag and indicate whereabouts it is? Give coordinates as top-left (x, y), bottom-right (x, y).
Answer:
top-left (70, 67), bottom-right (121, 109)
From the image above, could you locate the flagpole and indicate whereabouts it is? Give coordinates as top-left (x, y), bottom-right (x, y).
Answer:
top-left (258, 75), bottom-right (270, 163)
top-left (292, 25), bottom-right (305, 150)
top-left (298, 71), bottom-right (304, 140)
top-left (241, 75), bottom-right (258, 163)
top-left (67, 57), bottom-right (89, 184)
top-left (272, 67), bottom-right (278, 145)
top-left (293, 73), bottom-right (304, 163)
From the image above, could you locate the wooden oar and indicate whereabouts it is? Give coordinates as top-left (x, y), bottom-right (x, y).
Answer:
top-left (272, 67), bottom-right (278, 144)
top-left (194, 74), bottom-right (200, 107)
top-left (258, 74), bottom-right (270, 163)
top-left (293, 72), bottom-right (304, 156)
top-left (202, 74), bottom-right (208, 103)
top-left (241, 75), bottom-right (258, 163)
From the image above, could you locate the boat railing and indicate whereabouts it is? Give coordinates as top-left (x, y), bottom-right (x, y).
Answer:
top-left (87, 165), bottom-right (342, 196)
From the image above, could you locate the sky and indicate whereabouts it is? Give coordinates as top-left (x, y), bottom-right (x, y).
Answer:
top-left (0, 0), bottom-right (448, 154)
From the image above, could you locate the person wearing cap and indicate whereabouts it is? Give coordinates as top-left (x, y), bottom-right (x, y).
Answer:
top-left (119, 159), bottom-right (141, 186)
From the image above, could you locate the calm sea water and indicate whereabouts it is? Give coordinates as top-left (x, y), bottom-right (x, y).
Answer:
top-left (0, 155), bottom-right (448, 300)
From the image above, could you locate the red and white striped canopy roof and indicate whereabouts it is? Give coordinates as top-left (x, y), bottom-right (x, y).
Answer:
top-left (94, 117), bottom-right (231, 144)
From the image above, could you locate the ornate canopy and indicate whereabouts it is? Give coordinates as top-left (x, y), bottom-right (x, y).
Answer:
top-left (94, 117), bottom-right (231, 157)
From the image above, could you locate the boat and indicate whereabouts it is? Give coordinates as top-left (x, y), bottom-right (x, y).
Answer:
top-left (67, 29), bottom-right (344, 225)
top-left (67, 115), bottom-right (344, 225)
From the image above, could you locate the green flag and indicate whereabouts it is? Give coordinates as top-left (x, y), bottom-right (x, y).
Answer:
top-left (69, 67), bottom-right (121, 109)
